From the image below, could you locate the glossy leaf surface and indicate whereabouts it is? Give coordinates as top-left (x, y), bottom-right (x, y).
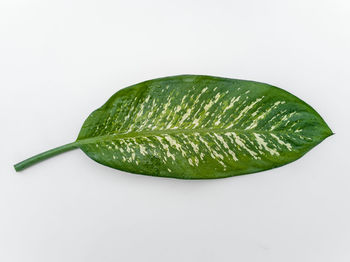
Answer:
top-left (74, 75), bottom-right (332, 179)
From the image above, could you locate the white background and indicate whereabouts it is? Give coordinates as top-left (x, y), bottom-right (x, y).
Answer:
top-left (1, 0), bottom-right (349, 261)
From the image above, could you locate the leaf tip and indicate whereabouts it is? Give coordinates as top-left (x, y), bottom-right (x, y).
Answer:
top-left (322, 127), bottom-right (334, 142)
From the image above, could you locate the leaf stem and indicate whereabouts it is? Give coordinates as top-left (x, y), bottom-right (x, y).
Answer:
top-left (14, 142), bottom-right (79, 172)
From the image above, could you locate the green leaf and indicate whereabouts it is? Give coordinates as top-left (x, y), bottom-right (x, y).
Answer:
top-left (14, 75), bottom-right (333, 179)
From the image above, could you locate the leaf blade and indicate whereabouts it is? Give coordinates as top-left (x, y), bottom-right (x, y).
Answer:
top-left (77, 75), bottom-right (332, 179)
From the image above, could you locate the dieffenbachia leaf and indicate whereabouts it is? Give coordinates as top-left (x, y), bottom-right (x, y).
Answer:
top-left (14, 75), bottom-right (333, 179)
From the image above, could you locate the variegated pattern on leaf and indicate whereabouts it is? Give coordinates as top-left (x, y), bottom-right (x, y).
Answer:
top-left (76, 75), bottom-right (332, 179)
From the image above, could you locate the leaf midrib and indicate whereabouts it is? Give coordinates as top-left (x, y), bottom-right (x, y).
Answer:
top-left (76, 127), bottom-right (304, 146)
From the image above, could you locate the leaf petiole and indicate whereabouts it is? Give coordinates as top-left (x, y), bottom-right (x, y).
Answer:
top-left (14, 142), bottom-right (79, 172)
